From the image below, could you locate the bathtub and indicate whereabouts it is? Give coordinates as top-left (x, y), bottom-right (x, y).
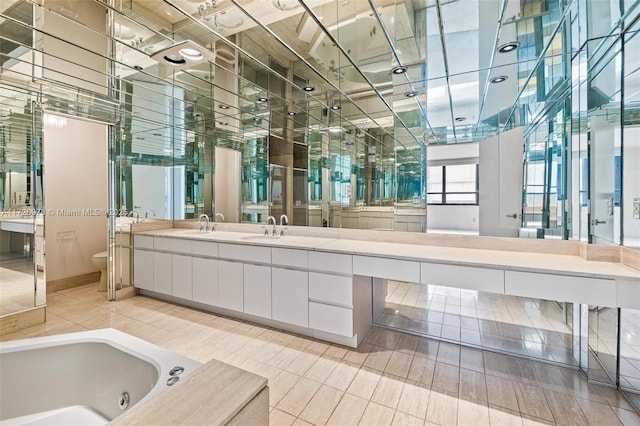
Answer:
top-left (0, 328), bottom-right (201, 425)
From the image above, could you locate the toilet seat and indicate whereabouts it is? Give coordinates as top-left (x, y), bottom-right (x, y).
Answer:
top-left (93, 251), bottom-right (108, 260)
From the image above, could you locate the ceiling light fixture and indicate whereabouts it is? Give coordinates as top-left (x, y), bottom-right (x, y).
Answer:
top-left (150, 40), bottom-right (215, 70)
top-left (455, 117), bottom-right (466, 122)
top-left (303, 86), bottom-right (315, 92)
top-left (287, 111), bottom-right (297, 116)
top-left (405, 91), bottom-right (419, 97)
top-left (490, 75), bottom-right (508, 83)
top-left (392, 65), bottom-right (408, 74)
top-left (257, 96), bottom-right (268, 102)
top-left (219, 104), bottom-right (230, 109)
top-left (330, 105), bottom-right (341, 110)
top-left (497, 41), bottom-right (520, 53)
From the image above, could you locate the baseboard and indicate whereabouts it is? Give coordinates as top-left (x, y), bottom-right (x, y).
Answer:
top-left (0, 306), bottom-right (46, 336)
top-left (47, 271), bottom-right (101, 293)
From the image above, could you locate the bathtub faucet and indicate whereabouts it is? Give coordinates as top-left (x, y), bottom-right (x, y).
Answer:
top-left (199, 214), bottom-right (210, 232)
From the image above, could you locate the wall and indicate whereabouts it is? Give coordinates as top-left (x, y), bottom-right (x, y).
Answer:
top-left (623, 130), bottom-right (640, 248)
top-left (215, 147), bottom-right (241, 223)
top-left (428, 205), bottom-right (479, 232)
top-left (43, 115), bottom-right (107, 282)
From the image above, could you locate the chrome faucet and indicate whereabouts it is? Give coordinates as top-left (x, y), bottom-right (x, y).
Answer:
top-left (279, 214), bottom-right (288, 237)
top-left (198, 214), bottom-right (210, 232)
top-left (128, 210), bottom-right (140, 223)
top-left (266, 215), bottom-right (277, 236)
top-left (213, 212), bottom-right (224, 231)
top-left (145, 209), bottom-right (156, 220)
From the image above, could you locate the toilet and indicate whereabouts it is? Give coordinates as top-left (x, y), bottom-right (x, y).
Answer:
top-left (92, 251), bottom-right (108, 291)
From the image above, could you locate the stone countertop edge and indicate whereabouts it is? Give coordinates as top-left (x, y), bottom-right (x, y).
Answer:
top-left (112, 358), bottom-right (268, 426)
top-left (134, 228), bottom-right (640, 282)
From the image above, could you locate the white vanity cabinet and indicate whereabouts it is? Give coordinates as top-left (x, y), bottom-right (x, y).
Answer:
top-left (133, 248), bottom-right (154, 291)
top-left (272, 267), bottom-right (308, 328)
top-left (218, 260), bottom-right (244, 312)
top-left (243, 264), bottom-right (271, 319)
top-left (153, 252), bottom-right (172, 295)
top-left (192, 257), bottom-right (218, 306)
top-left (172, 254), bottom-right (192, 300)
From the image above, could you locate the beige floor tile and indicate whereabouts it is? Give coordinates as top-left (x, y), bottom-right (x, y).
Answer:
top-left (269, 371), bottom-right (302, 407)
top-left (425, 389), bottom-right (458, 426)
top-left (396, 380), bottom-right (430, 419)
top-left (460, 347), bottom-right (484, 373)
top-left (324, 360), bottom-right (359, 391)
top-left (269, 408), bottom-right (296, 426)
top-left (384, 351), bottom-right (413, 379)
top-left (347, 367), bottom-right (382, 400)
top-left (542, 389), bottom-right (589, 425)
top-left (299, 385), bottom-right (343, 425)
top-left (0, 330), bottom-right (28, 341)
top-left (437, 342), bottom-right (461, 366)
top-left (574, 398), bottom-right (622, 426)
top-left (306, 340), bottom-right (330, 355)
top-left (276, 377), bottom-right (321, 417)
top-left (432, 362), bottom-right (460, 394)
top-left (457, 398), bottom-right (490, 426)
top-left (512, 382), bottom-right (553, 422)
top-left (364, 346), bottom-right (394, 371)
top-left (407, 356), bottom-right (436, 387)
top-left (292, 418), bottom-right (314, 426)
top-left (269, 346), bottom-right (304, 369)
top-left (415, 338), bottom-right (440, 360)
top-left (359, 402), bottom-right (396, 426)
top-left (520, 414), bottom-right (555, 425)
top-left (304, 355), bottom-right (339, 383)
top-left (371, 373), bottom-right (405, 409)
top-left (325, 344), bottom-right (349, 360)
top-left (487, 405), bottom-right (524, 426)
top-left (485, 375), bottom-right (520, 412)
top-left (611, 406), bottom-right (640, 426)
top-left (391, 411), bottom-right (424, 426)
top-left (326, 393), bottom-right (368, 426)
top-left (395, 333), bottom-right (420, 355)
top-left (286, 350), bottom-right (321, 376)
top-left (344, 343), bottom-right (373, 366)
top-left (459, 368), bottom-right (488, 404)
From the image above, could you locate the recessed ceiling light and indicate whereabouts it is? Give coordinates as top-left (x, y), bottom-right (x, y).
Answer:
top-left (133, 65), bottom-right (143, 71)
top-left (490, 75), bottom-right (508, 83)
top-left (287, 111), bottom-right (296, 116)
top-left (257, 96), bottom-right (268, 102)
top-left (455, 117), bottom-right (466, 122)
top-left (392, 65), bottom-right (408, 74)
top-left (497, 41), bottom-right (520, 53)
top-left (179, 47), bottom-right (203, 60)
top-left (330, 104), bottom-right (341, 110)
top-left (163, 54), bottom-right (186, 65)
top-left (219, 104), bottom-right (230, 109)
top-left (303, 86), bottom-right (315, 92)
top-left (405, 91), bottom-right (419, 97)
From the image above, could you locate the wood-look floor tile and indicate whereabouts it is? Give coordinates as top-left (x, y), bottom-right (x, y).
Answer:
top-left (485, 375), bottom-right (520, 412)
top-left (437, 341), bottom-right (461, 366)
top-left (460, 347), bottom-right (484, 373)
top-left (407, 356), bottom-right (436, 387)
top-left (391, 411), bottom-right (424, 425)
top-left (487, 405), bottom-right (524, 426)
top-left (396, 380), bottom-right (430, 419)
top-left (299, 385), bottom-right (343, 425)
top-left (574, 398), bottom-right (622, 426)
top-left (425, 389), bottom-right (458, 426)
top-left (358, 402), bottom-right (395, 426)
top-left (347, 367), bottom-right (382, 400)
top-left (371, 373), bottom-right (405, 409)
top-left (385, 351), bottom-right (413, 379)
top-left (285, 351), bottom-right (320, 376)
top-left (432, 362), bottom-right (460, 394)
top-left (276, 377), bottom-right (321, 417)
top-left (512, 382), bottom-right (553, 422)
top-left (304, 355), bottom-right (339, 383)
top-left (269, 371), bottom-right (302, 407)
top-left (459, 368), bottom-right (488, 404)
top-left (324, 360), bottom-right (359, 391)
top-left (344, 343), bottom-right (373, 366)
top-left (326, 393), bottom-right (368, 426)
top-left (269, 408), bottom-right (296, 426)
top-left (610, 406), bottom-right (640, 426)
top-left (457, 398), bottom-right (490, 426)
top-left (542, 389), bottom-right (589, 425)
top-left (364, 346), bottom-right (394, 371)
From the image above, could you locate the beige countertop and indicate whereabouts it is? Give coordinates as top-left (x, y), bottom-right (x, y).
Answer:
top-left (136, 227), bottom-right (640, 281)
top-left (114, 358), bottom-right (267, 426)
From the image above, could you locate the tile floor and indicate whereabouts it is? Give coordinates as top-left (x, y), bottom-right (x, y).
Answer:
top-left (0, 254), bottom-right (36, 316)
top-left (377, 281), bottom-right (576, 365)
top-left (2, 283), bottom-right (640, 426)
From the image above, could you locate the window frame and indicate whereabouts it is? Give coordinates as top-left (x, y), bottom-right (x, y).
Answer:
top-left (427, 164), bottom-right (479, 206)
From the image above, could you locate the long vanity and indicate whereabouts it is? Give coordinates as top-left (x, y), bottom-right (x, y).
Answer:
top-left (132, 223), bottom-right (640, 348)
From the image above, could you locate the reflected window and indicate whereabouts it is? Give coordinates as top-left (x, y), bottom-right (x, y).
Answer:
top-left (427, 164), bottom-right (478, 205)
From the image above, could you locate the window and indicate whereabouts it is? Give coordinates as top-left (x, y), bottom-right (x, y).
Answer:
top-left (427, 164), bottom-right (478, 205)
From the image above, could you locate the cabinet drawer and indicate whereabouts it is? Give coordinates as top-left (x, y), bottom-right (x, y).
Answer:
top-left (308, 252), bottom-right (352, 275)
top-left (219, 243), bottom-right (271, 263)
top-left (309, 273), bottom-right (352, 307)
top-left (272, 248), bottom-right (307, 269)
top-left (134, 235), bottom-right (153, 249)
top-left (154, 237), bottom-right (191, 253)
top-left (421, 263), bottom-right (504, 293)
top-left (353, 256), bottom-right (420, 282)
top-left (505, 271), bottom-right (615, 306)
top-left (191, 240), bottom-right (219, 257)
top-left (309, 302), bottom-right (353, 337)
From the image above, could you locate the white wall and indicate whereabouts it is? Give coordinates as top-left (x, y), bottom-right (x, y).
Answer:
top-left (427, 142), bottom-right (478, 165)
top-left (428, 205), bottom-right (479, 232)
top-left (43, 115), bottom-right (107, 282)
top-left (215, 147), bottom-right (241, 223)
top-left (623, 131), bottom-right (640, 248)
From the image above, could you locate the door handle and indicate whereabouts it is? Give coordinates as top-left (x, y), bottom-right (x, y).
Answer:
top-left (505, 213), bottom-right (518, 219)
top-left (592, 219), bottom-right (607, 225)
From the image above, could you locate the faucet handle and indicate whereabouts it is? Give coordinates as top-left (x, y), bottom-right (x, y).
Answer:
top-left (261, 226), bottom-right (268, 236)
top-left (280, 227), bottom-right (288, 237)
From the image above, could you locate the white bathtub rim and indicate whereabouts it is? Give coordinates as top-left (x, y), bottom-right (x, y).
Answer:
top-left (0, 328), bottom-right (202, 421)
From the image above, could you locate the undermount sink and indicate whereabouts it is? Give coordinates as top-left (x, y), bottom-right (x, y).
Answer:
top-left (241, 235), bottom-right (281, 241)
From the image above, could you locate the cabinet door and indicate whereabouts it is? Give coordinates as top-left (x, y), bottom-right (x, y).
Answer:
top-left (133, 249), bottom-right (153, 291)
top-left (192, 257), bottom-right (218, 306)
top-left (172, 254), bottom-right (192, 300)
top-left (218, 260), bottom-right (244, 312)
top-left (272, 267), bottom-right (308, 328)
top-left (154, 252), bottom-right (172, 295)
top-left (244, 264), bottom-right (271, 319)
